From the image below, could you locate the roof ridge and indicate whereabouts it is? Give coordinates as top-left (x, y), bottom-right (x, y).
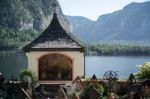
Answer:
top-left (23, 13), bottom-right (84, 52)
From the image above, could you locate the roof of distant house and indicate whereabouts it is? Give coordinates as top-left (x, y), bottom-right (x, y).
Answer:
top-left (23, 13), bottom-right (84, 52)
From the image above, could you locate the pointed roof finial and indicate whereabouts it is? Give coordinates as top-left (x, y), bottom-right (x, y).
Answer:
top-left (53, 12), bottom-right (57, 19)
top-left (23, 9), bottom-right (83, 51)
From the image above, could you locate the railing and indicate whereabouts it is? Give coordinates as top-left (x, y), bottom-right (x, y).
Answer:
top-left (21, 88), bottom-right (32, 99)
top-left (61, 87), bottom-right (68, 99)
top-left (72, 91), bottom-right (80, 99)
top-left (93, 87), bottom-right (101, 94)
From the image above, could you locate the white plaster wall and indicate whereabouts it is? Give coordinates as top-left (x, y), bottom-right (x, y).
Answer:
top-left (26, 51), bottom-right (84, 83)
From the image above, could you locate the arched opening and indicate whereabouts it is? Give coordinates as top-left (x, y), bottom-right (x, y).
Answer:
top-left (39, 54), bottom-right (72, 81)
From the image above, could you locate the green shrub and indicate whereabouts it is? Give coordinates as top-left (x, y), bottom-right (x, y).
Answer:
top-left (135, 62), bottom-right (150, 80)
top-left (147, 97), bottom-right (150, 99)
top-left (80, 86), bottom-right (90, 99)
top-left (97, 84), bottom-right (105, 95)
top-left (80, 85), bottom-right (104, 99)
top-left (19, 69), bottom-right (36, 85)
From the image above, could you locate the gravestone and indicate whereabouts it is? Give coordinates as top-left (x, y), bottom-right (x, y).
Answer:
top-left (88, 87), bottom-right (101, 99)
top-left (90, 74), bottom-right (99, 87)
top-left (72, 76), bottom-right (82, 92)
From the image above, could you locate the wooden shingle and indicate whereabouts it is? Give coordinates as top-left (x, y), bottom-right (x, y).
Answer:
top-left (23, 13), bottom-right (84, 52)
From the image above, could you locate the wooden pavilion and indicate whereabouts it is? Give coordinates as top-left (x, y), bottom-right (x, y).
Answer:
top-left (23, 13), bottom-right (85, 84)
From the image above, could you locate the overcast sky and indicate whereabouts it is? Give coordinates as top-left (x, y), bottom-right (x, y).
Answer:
top-left (58, 0), bottom-right (150, 20)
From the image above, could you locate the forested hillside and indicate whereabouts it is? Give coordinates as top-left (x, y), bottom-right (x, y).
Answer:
top-left (0, 29), bottom-right (38, 50)
top-left (0, 0), bottom-right (70, 50)
top-left (86, 43), bottom-right (150, 56)
top-left (0, 0), bottom-right (150, 56)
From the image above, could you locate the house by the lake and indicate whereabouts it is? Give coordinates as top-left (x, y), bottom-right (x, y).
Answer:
top-left (23, 13), bottom-right (85, 84)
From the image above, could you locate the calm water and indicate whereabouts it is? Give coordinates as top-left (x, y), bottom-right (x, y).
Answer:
top-left (85, 56), bottom-right (150, 78)
top-left (0, 52), bottom-right (27, 79)
top-left (0, 52), bottom-right (150, 79)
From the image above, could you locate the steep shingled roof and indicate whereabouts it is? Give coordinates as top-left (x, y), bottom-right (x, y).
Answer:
top-left (23, 13), bottom-right (84, 52)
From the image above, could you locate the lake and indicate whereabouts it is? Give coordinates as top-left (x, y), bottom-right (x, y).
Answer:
top-left (85, 56), bottom-right (150, 78)
top-left (0, 52), bottom-right (150, 79)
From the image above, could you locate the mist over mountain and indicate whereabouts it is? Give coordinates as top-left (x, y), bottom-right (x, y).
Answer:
top-left (68, 1), bottom-right (150, 43)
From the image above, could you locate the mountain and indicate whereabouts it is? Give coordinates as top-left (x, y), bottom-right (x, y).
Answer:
top-left (67, 16), bottom-right (94, 40)
top-left (0, 0), bottom-right (150, 50)
top-left (0, 0), bottom-right (70, 50)
top-left (0, 0), bottom-right (70, 32)
top-left (68, 1), bottom-right (150, 43)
